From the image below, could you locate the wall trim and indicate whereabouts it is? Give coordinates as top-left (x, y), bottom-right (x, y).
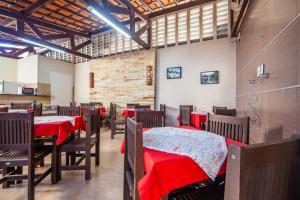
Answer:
top-left (236, 84), bottom-right (300, 98)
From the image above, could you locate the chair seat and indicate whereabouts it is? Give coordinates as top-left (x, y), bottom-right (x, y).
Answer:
top-left (169, 183), bottom-right (224, 200)
top-left (0, 146), bottom-right (51, 167)
top-left (60, 138), bottom-right (97, 152)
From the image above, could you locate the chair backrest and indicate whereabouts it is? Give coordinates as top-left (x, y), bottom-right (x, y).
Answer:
top-left (0, 107), bottom-right (8, 112)
top-left (11, 103), bottom-right (33, 110)
top-left (125, 117), bottom-right (144, 200)
top-left (135, 105), bottom-right (151, 111)
top-left (33, 103), bottom-right (43, 116)
top-left (215, 108), bottom-right (236, 116)
top-left (179, 105), bottom-right (193, 126)
top-left (90, 102), bottom-right (103, 107)
top-left (127, 103), bottom-right (140, 109)
top-left (225, 139), bottom-right (300, 200)
top-left (135, 110), bottom-right (165, 128)
top-left (206, 113), bottom-right (249, 144)
top-left (160, 104), bottom-right (166, 125)
top-left (213, 106), bottom-right (227, 114)
top-left (0, 112), bottom-right (34, 151)
top-left (57, 106), bottom-right (81, 116)
top-left (85, 109), bottom-right (100, 139)
top-left (70, 102), bottom-right (76, 107)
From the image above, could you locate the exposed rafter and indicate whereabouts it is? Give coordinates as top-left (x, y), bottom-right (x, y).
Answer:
top-left (19, 0), bottom-right (55, 16)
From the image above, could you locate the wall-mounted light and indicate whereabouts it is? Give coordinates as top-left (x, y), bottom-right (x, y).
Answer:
top-left (146, 65), bottom-right (153, 86)
top-left (89, 72), bottom-right (94, 88)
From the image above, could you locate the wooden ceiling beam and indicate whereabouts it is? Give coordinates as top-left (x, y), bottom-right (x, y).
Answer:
top-left (155, 0), bottom-right (166, 9)
top-left (139, 0), bottom-right (153, 13)
top-left (119, 0), bottom-right (150, 22)
top-left (0, 25), bottom-right (91, 59)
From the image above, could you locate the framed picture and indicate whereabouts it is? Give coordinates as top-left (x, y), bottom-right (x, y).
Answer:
top-left (167, 67), bottom-right (182, 79)
top-left (200, 71), bottom-right (219, 84)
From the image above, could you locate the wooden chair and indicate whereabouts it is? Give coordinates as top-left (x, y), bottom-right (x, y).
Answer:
top-left (215, 108), bottom-right (236, 116)
top-left (206, 113), bottom-right (250, 144)
top-left (135, 105), bottom-right (151, 111)
top-left (172, 138), bottom-right (300, 200)
top-left (58, 109), bottom-right (100, 180)
top-left (111, 103), bottom-right (125, 139)
top-left (11, 103), bottom-right (33, 110)
top-left (212, 106), bottom-right (227, 114)
top-left (135, 110), bottom-right (165, 128)
top-left (179, 105), bottom-right (193, 126)
top-left (57, 106), bottom-right (81, 116)
top-left (123, 117), bottom-right (144, 200)
top-left (0, 107), bottom-right (8, 112)
top-left (0, 112), bottom-right (52, 200)
top-left (90, 101), bottom-right (103, 107)
top-left (70, 102), bottom-right (76, 107)
top-left (224, 138), bottom-right (300, 200)
top-left (127, 103), bottom-right (140, 109)
top-left (160, 104), bottom-right (166, 125)
top-left (33, 103), bottom-right (43, 116)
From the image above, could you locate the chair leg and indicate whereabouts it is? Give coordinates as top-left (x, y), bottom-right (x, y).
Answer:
top-left (16, 166), bottom-right (23, 184)
top-left (28, 162), bottom-right (35, 200)
top-left (58, 150), bottom-right (62, 182)
top-left (85, 150), bottom-right (91, 180)
top-left (51, 143), bottom-right (58, 184)
top-left (95, 132), bottom-right (100, 166)
top-left (2, 167), bottom-right (14, 188)
top-left (66, 152), bottom-right (70, 166)
top-left (71, 152), bottom-right (76, 165)
top-left (123, 177), bottom-right (131, 200)
top-left (111, 121), bottom-right (115, 139)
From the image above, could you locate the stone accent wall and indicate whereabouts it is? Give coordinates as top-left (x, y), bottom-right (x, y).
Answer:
top-left (89, 49), bottom-right (156, 108)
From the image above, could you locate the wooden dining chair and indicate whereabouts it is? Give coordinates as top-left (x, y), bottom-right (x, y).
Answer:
top-left (70, 102), bottom-right (76, 107)
top-left (0, 112), bottom-right (52, 200)
top-left (127, 103), bottom-right (139, 109)
top-left (172, 138), bottom-right (300, 200)
top-left (33, 103), bottom-right (43, 116)
top-left (215, 108), bottom-right (236, 116)
top-left (160, 104), bottom-right (166, 126)
top-left (179, 105), bottom-right (193, 126)
top-left (58, 109), bottom-right (100, 180)
top-left (206, 113), bottom-right (250, 144)
top-left (90, 101), bottom-right (103, 107)
top-left (135, 105), bottom-right (151, 111)
top-left (123, 117), bottom-right (144, 200)
top-left (212, 106), bottom-right (227, 114)
top-left (135, 110), bottom-right (165, 128)
top-left (0, 107), bottom-right (8, 112)
top-left (110, 103), bottom-right (125, 139)
top-left (11, 103), bottom-right (33, 110)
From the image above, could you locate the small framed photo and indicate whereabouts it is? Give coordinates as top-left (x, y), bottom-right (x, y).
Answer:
top-left (167, 67), bottom-right (182, 79)
top-left (200, 71), bottom-right (219, 84)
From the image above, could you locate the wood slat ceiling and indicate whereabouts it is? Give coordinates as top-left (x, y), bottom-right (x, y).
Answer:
top-left (0, 0), bottom-right (193, 36)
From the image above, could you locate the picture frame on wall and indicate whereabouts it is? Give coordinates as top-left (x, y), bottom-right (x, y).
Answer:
top-left (167, 67), bottom-right (182, 79)
top-left (200, 71), bottom-right (219, 84)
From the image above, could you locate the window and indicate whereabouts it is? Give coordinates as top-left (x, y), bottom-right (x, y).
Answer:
top-left (110, 32), bottom-right (116, 55)
top-left (178, 11), bottom-right (187, 44)
top-left (157, 16), bottom-right (165, 47)
top-left (103, 33), bottom-right (109, 56)
top-left (117, 32), bottom-right (123, 53)
top-left (139, 21), bottom-right (148, 48)
top-left (202, 3), bottom-right (214, 40)
top-left (167, 14), bottom-right (176, 46)
top-left (217, 0), bottom-right (229, 38)
top-left (131, 23), bottom-right (139, 50)
top-left (190, 7), bottom-right (200, 42)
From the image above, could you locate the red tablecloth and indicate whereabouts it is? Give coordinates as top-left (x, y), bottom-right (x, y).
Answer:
top-left (98, 106), bottom-right (106, 118)
top-left (34, 116), bottom-right (85, 145)
top-left (177, 113), bottom-right (207, 129)
top-left (122, 108), bottom-right (135, 118)
top-left (120, 126), bottom-right (246, 200)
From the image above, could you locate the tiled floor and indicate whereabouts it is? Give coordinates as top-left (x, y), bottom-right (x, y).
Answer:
top-left (0, 128), bottom-right (124, 200)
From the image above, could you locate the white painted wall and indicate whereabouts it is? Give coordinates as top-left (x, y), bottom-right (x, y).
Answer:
top-left (156, 39), bottom-right (236, 125)
top-left (0, 57), bottom-right (18, 81)
top-left (17, 55), bottom-right (38, 83)
top-left (74, 62), bottom-right (89, 103)
top-left (51, 72), bottom-right (73, 106)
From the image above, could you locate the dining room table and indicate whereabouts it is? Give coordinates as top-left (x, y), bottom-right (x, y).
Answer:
top-left (34, 115), bottom-right (86, 183)
top-left (177, 112), bottom-right (207, 129)
top-left (120, 126), bottom-right (246, 200)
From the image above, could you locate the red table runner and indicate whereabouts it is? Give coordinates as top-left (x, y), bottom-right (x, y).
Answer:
top-left (122, 108), bottom-right (135, 118)
top-left (177, 113), bottom-right (207, 129)
top-left (120, 126), bottom-right (245, 200)
top-left (34, 116), bottom-right (85, 145)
